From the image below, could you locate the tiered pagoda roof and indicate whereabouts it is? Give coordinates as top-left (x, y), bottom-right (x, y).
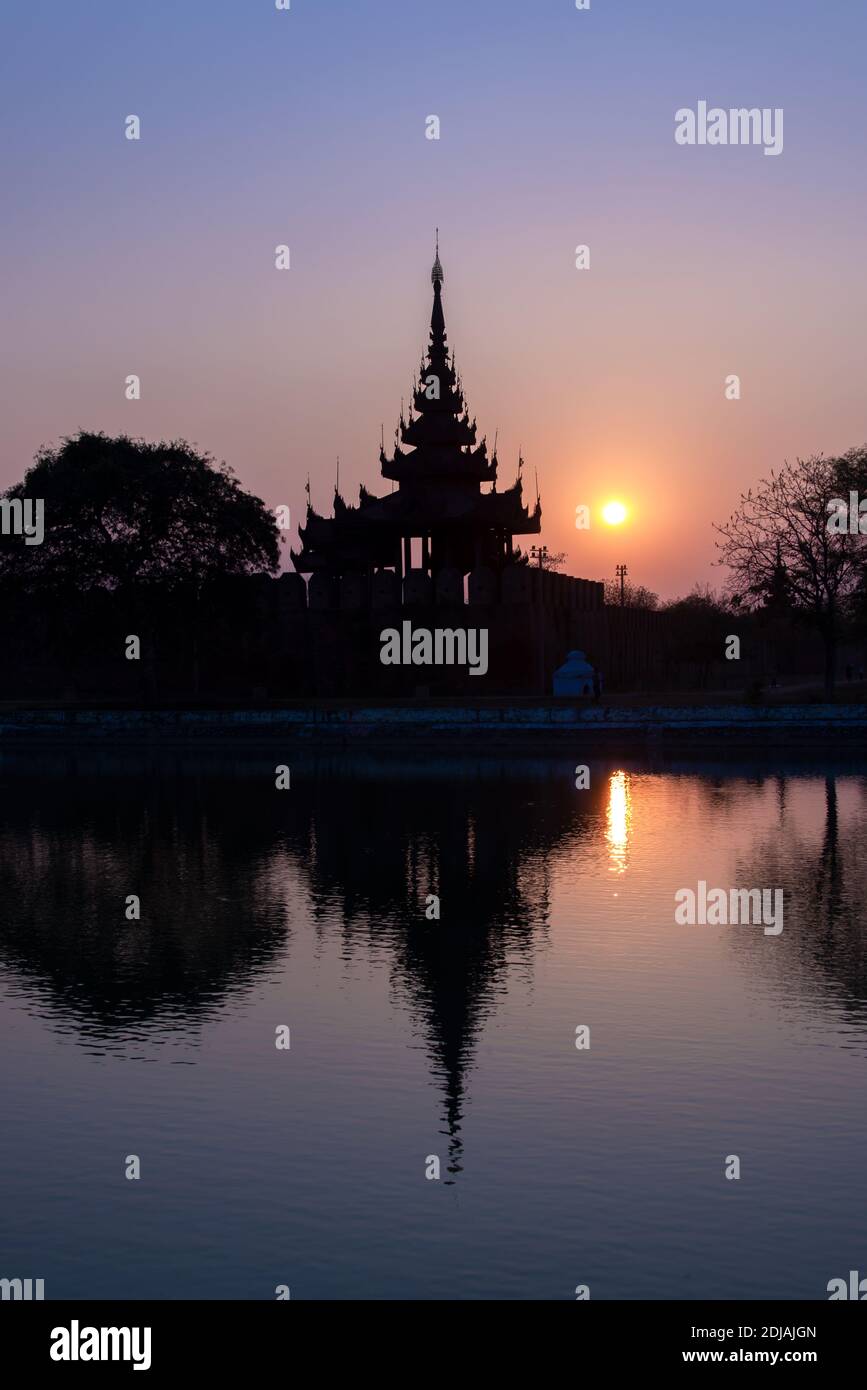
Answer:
top-left (292, 243), bottom-right (541, 576)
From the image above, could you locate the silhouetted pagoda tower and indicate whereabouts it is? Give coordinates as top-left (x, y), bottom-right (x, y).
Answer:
top-left (292, 240), bottom-right (542, 585)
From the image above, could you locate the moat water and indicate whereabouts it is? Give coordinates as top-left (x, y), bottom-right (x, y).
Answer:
top-left (1, 747), bottom-right (865, 1299)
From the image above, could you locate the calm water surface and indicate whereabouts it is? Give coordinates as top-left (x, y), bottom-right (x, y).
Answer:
top-left (1, 748), bottom-right (865, 1299)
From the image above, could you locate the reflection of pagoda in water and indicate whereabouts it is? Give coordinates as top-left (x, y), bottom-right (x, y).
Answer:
top-left (300, 758), bottom-right (608, 1177)
top-left (292, 241), bottom-right (542, 586)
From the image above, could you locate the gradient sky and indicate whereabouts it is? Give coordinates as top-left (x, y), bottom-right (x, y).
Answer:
top-left (3, 0), bottom-right (867, 597)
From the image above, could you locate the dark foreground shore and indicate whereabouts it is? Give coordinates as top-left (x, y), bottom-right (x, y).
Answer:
top-left (1, 700), bottom-right (866, 747)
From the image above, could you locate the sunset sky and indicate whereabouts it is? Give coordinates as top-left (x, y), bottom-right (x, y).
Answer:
top-left (4, 0), bottom-right (867, 598)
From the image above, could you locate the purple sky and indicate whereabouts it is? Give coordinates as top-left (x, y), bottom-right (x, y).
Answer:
top-left (4, 0), bottom-right (867, 597)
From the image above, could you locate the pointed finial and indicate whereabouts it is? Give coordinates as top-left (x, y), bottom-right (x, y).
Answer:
top-left (431, 229), bottom-right (444, 286)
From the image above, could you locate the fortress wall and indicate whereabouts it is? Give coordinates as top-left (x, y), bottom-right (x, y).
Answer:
top-left (0, 570), bottom-right (833, 700)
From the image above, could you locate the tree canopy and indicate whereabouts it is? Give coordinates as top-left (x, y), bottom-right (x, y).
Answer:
top-left (714, 451), bottom-right (867, 692)
top-left (604, 579), bottom-right (659, 609)
top-left (0, 431), bottom-right (280, 594)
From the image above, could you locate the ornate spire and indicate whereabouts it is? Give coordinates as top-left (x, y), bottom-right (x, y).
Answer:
top-left (430, 234), bottom-right (447, 360)
top-left (292, 243), bottom-right (541, 578)
top-left (431, 228), bottom-right (444, 286)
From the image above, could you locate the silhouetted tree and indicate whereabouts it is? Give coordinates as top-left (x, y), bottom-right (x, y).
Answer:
top-left (603, 579), bottom-right (659, 609)
top-left (661, 585), bottom-right (731, 689)
top-left (714, 453), bottom-right (866, 694)
top-left (513, 545), bottom-right (567, 571)
top-left (0, 432), bottom-right (280, 700)
top-left (540, 550), bottom-right (566, 571)
top-left (0, 430), bottom-right (279, 594)
top-left (761, 542), bottom-right (793, 614)
top-left (833, 446), bottom-right (867, 646)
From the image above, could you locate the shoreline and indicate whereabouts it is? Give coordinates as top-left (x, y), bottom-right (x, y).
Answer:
top-left (1, 701), bottom-right (865, 746)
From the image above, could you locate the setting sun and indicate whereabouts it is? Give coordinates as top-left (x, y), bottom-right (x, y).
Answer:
top-left (602, 500), bottom-right (628, 526)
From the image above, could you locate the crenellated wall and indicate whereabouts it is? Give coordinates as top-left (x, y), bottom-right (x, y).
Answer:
top-left (281, 565), bottom-right (605, 615)
top-left (265, 573), bottom-right (836, 697)
top-left (262, 565), bottom-right (616, 697)
top-left (4, 566), bottom-right (809, 701)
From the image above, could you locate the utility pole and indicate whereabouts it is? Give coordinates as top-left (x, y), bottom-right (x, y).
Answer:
top-left (530, 546), bottom-right (549, 694)
top-left (616, 563), bottom-right (628, 607)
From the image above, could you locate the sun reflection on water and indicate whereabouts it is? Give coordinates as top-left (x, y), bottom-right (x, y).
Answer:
top-left (606, 770), bottom-right (631, 873)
